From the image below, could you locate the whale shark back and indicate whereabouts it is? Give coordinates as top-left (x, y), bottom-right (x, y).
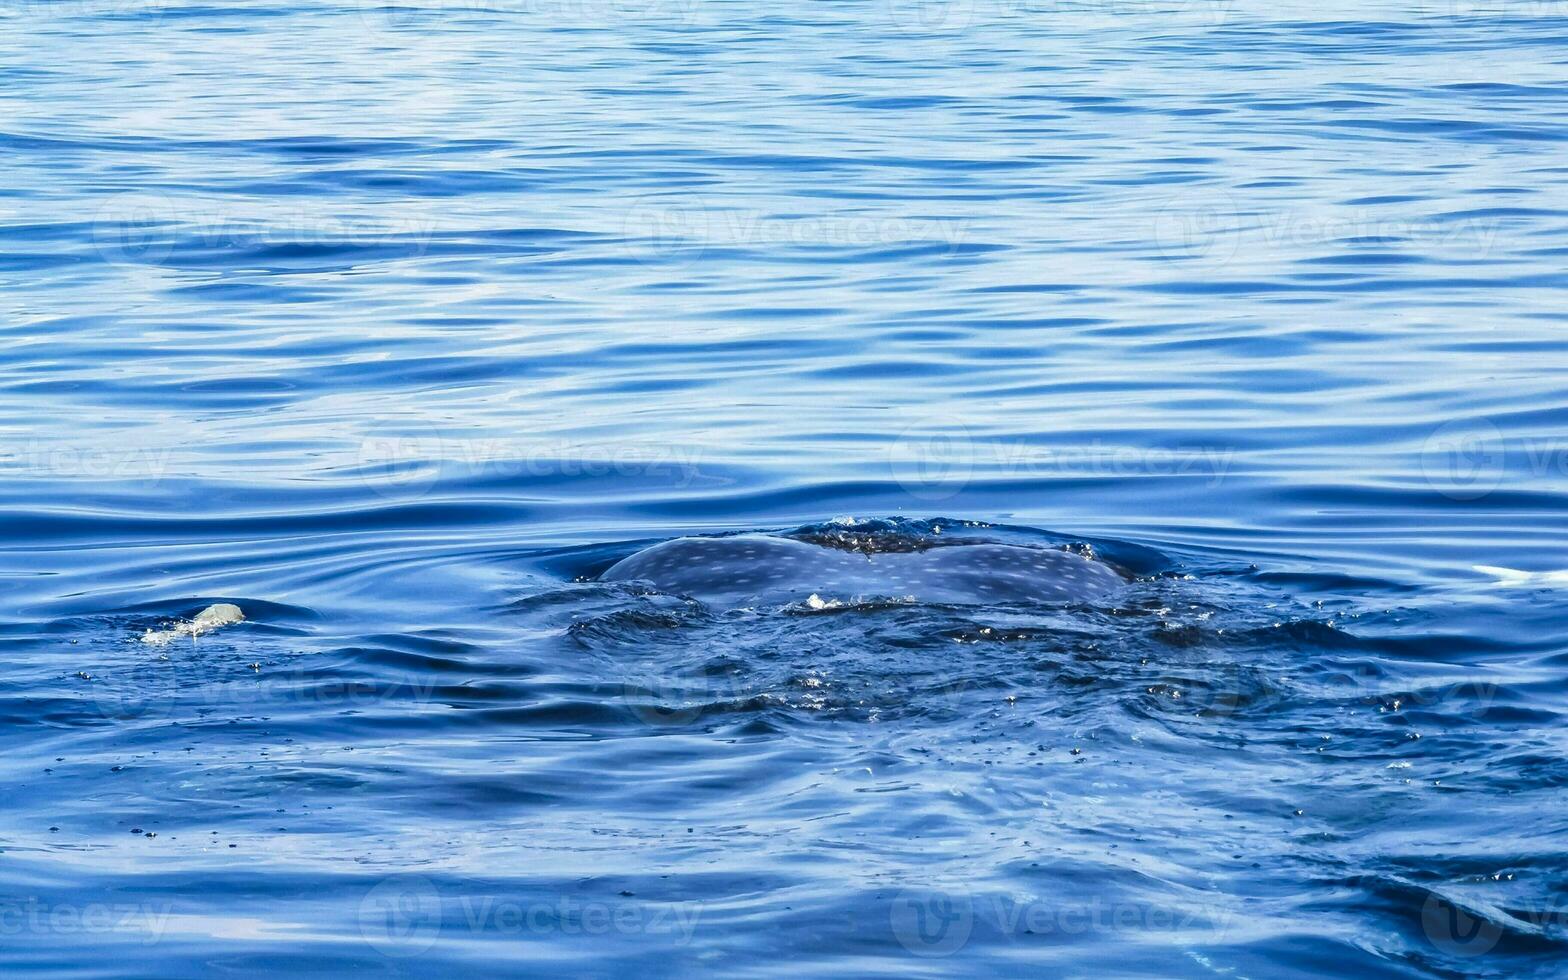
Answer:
top-left (601, 533), bottom-right (1127, 608)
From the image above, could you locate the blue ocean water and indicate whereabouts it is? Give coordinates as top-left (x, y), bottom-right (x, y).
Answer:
top-left (3, 0), bottom-right (1568, 975)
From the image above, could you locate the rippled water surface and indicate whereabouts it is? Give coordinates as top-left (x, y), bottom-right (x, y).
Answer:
top-left (3, 1), bottom-right (1568, 976)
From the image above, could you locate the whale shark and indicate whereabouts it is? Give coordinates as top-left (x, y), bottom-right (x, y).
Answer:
top-left (600, 533), bottom-right (1128, 608)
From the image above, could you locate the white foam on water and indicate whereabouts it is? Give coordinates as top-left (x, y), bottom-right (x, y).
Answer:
top-left (1473, 566), bottom-right (1568, 589)
top-left (141, 603), bottom-right (246, 646)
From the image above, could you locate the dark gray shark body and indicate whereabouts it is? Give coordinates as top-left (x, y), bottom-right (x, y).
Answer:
top-left (601, 534), bottom-right (1127, 608)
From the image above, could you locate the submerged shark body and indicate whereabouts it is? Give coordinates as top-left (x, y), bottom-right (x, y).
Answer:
top-left (601, 533), bottom-right (1127, 608)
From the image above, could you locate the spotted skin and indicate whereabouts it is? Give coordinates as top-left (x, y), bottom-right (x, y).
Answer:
top-left (601, 534), bottom-right (1127, 608)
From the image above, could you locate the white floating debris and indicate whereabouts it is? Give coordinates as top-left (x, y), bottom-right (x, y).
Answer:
top-left (141, 603), bottom-right (245, 646)
top-left (1473, 565), bottom-right (1568, 589)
